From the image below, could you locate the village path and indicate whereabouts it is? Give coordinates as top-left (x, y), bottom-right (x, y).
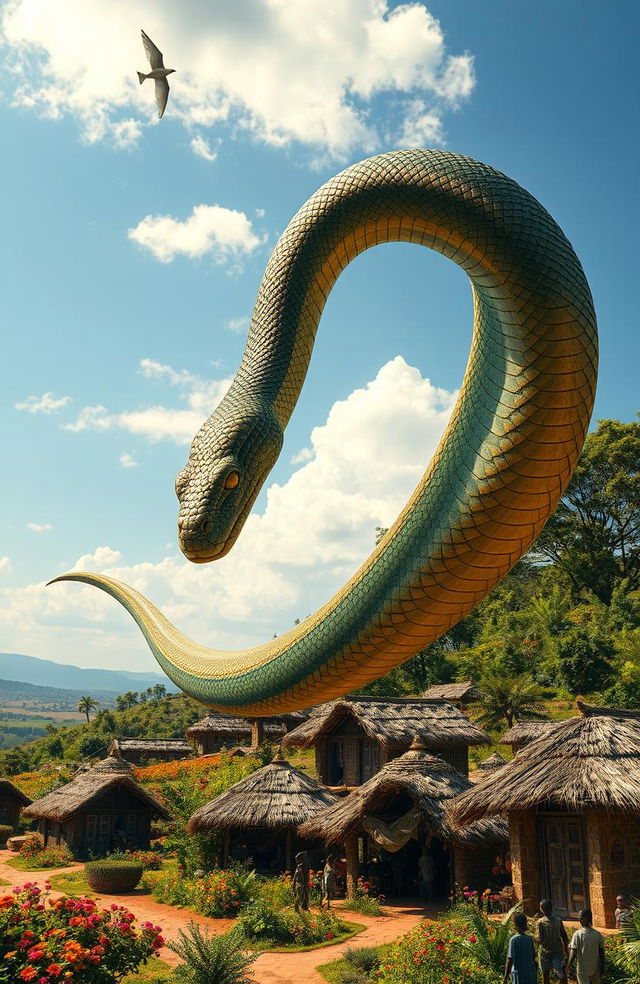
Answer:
top-left (0, 851), bottom-right (427, 982)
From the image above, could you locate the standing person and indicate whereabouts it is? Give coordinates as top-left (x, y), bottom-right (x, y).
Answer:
top-left (536, 899), bottom-right (568, 984)
top-left (292, 851), bottom-right (309, 913)
top-left (504, 911), bottom-right (538, 984)
top-left (321, 854), bottom-right (337, 909)
top-left (567, 909), bottom-right (605, 984)
top-left (418, 850), bottom-right (435, 900)
top-left (615, 895), bottom-right (632, 929)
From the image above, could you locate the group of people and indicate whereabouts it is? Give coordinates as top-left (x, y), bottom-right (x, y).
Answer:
top-left (292, 851), bottom-right (338, 912)
top-left (505, 900), bottom-right (605, 984)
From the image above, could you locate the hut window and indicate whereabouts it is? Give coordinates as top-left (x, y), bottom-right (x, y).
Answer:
top-left (610, 839), bottom-right (625, 869)
top-left (328, 741), bottom-right (345, 785)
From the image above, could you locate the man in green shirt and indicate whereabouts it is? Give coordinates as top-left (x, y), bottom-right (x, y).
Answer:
top-left (536, 898), bottom-right (568, 984)
top-left (567, 909), bottom-right (605, 984)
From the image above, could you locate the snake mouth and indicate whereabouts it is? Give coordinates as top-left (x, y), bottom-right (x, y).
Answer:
top-left (178, 479), bottom-right (263, 564)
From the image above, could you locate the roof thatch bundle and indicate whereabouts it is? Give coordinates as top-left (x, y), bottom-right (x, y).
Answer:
top-left (0, 778), bottom-right (31, 807)
top-left (477, 752), bottom-right (508, 772)
top-left (298, 741), bottom-right (507, 848)
top-left (187, 752), bottom-right (339, 833)
top-left (421, 681), bottom-right (480, 703)
top-left (283, 697), bottom-right (488, 752)
top-left (449, 702), bottom-right (640, 827)
top-left (109, 738), bottom-right (192, 756)
top-left (23, 754), bottom-right (169, 822)
top-left (185, 714), bottom-right (293, 742)
top-left (500, 721), bottom-right (556, 746)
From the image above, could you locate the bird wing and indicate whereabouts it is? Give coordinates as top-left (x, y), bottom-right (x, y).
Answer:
top-left (155, 77), bottom-right (170, 119)
top-left (141, 29), bottom-right (165, 70)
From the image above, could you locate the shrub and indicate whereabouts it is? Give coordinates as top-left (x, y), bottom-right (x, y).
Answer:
top-left (168, 922), bottom-right (256, 984)
top-left (85, 859), bottom-right (144, 893)
top-left (341, 879), bottom-right (385, 917)
top-left (343, 944), bottom-right (380, 973)
top-left (18, 837), bottom-right (73, 868)
top-left (150, 867), bottom-right (255, 918)
top-left (336, 970), bottom-right (369, 984)
top-left (107, 849), bottom-right (162, 870)
top-left (238, 896), bottom-right (347, 946)
top-left (0, 882), bottom-right (163, 983)
top-left (0, 823), bottom-right (13, 845)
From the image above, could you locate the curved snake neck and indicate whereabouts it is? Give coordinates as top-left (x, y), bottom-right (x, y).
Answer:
top-left (51, 149), bottom-right (598, 715)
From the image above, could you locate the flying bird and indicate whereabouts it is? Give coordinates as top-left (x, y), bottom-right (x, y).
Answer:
top-left (138, 29), bottom-right (175, 119)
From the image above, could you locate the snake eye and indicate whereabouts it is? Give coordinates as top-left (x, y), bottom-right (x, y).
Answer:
top-left (224, 470), bottom-right (240, 490)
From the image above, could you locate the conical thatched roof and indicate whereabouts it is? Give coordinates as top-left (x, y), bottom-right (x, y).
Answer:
top-left (478, 752), bottom-right (508, 771)
top-left (500, 720), bottom-right (556, 747)
top-left (23, 754), bottom-right (169, 822)
top-left (449, 702), bottom-right (640, 827)
top-left (283, 697), bottom-right (488, 752)
top-left (421, 681), bottom-right (480, 704)
top-left (0, 778), bottom-right (31, 807)
top-left (298, 742), bottom-right (507, 848)
top-left (187, 752), bottom-right (339, 833)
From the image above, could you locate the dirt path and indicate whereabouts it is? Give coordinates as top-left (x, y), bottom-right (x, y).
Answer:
top-left (0, 851), bottom-right (428, 982)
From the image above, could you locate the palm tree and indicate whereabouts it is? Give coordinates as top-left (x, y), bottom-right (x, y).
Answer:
top-left (475, 674), bottom-right (547, 731)
top-left (76, 695), bottom-right (99, 724)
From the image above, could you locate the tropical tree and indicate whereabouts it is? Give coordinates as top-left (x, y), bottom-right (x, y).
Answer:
top-left (76, 695), bottom-right (99, 723)
top-left (475, 674), bottom-right (547, 731)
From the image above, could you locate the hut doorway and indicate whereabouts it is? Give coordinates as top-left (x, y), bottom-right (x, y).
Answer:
top-left (365, 837), bottom-right (450, 899)
top-left (539, 813), bottom-right (589, 918)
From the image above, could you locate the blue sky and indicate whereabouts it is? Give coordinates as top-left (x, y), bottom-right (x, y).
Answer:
top-left (1, 0), bottom-right (638, 672)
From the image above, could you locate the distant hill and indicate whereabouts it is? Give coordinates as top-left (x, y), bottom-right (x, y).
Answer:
top-left (0, 677), bottom-right (118, 705)
top-left (0, 652), bottom-right (179, 695)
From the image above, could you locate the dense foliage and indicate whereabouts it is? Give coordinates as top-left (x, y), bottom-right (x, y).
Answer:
top-left (168, 923), bottom-right (256, 984)
top-left (16, 838), bottom-right (73, 870)
top-left (0, 882), bottom-right (163, 983)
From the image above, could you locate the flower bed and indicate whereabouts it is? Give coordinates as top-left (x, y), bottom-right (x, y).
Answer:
top-left (0, 882), bottom-right (163, 983)
top-left (9, 837), bottom-right (74, 870)
top-left (239, 897), bottom-right (354, 949)
top-left (150, 866), bottom-right (253, 917)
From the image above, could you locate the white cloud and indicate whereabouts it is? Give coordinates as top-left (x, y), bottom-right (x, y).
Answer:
top-left (190, 133), bottom-right (218, 161)
top-left (119, 452), bottom-right (138, 468)
top-left (1, 1), bottom-right (475, 159)
top-left (15, 392), bottom-right (72, 414)
top-left (27, 522), bottom-right (52, 533)
top-left (0, 557), bottom-right (12, 574)
top-left (64, 357), bottom-right (232, 444)
top-left (399, 100), bottom-right (445, 147)
top-left (225, 316), bottom-right (249, 335)
top-left (128, 204), bottom-right (265, 264)
top-left (1, 357), bottom-right (458, 668)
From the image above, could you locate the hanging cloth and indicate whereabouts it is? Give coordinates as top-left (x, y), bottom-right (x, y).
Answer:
top-left (362, 806), bottom-right (422, 852)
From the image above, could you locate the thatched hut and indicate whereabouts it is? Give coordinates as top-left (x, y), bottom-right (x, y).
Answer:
top-left (449, 701), bottom-right (640, 927)
top-left (299, 739), bottom-right (507, 898)
top-left (500, 720), bottom-right (556, 753)
top-left (283, 696), bottom-right (488, 787)
top-left (108, 737), bottom-right (192, 765)
top-left (186, 711), bottom-right (306, 755)
top-left (0, 778), bottom-right (31, 831)
top-left (421, 681), bottom-right (480, 708)
top-left (23, 753), bottom-right (169, 857)
top-left (188, 750), bottom-right (338, 873)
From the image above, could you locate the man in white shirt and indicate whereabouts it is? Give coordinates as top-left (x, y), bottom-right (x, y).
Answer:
top-left (567, 909), bottom-right (605, 984)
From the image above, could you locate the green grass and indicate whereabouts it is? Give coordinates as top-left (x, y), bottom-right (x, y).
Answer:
top-left (0, 877), bottom-right (10, 886)
top-left (318, 943), bottom-right (392, 982)
top-left (6, 856), bottom-right (77, 872)
top-left (245, 920), bottom-right (365, 952)
top-left (49, 870), bottom-right (96, 896)
top-left (121, 958), bottom-right (175, 984)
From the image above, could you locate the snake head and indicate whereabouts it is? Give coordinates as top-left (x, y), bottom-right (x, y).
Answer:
top-left (176, 398), bottom-right (283, 563)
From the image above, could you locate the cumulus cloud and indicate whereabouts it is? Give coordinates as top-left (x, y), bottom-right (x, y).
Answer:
top-left (225, 316), bottom-right (249, 335)
top-left (63, 357), bottom-right (232, 444)
top-left (0, 557), bottom-right (12, 574)
top-left (119, 452), bottom-right (138, 468)
top-left (1, 1), bottom-right (475, 159)
top-left (15, 392), bottom-right (72, 414)
top-left (1, 357), bottom-right (458, 667)
top-left (128, 204), bottom-right (265, 265)
top-left (190, 133), bottom-right (218, 161)
top-left (27, 522), bottom-right (52, 533)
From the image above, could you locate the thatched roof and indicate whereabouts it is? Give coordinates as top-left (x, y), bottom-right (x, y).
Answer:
top-left (109, 738), bottom-right (192, 755)
top-left (500, 721), bottom-right (556, 746)
top-left (299, 741), bottom-right (507, 847)
top-left (185, 714), bottom-right (290, 741)
top-left (23, 754), bottom-right (169, 822)
top-left (282, 697), bottom-right (488, 751)
top-left (478, 752), bottom-right (508, 771)
top-left (449, 703), bottom-right (640, 826)
top-left (187, 752), bottom-right (339, 833)
top-left (0, 778), bottom-right (31, 807)
top-left (421, 681), bottom-right (480, 703)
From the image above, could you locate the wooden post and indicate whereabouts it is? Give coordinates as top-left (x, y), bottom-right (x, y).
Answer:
top-left (345, 835), bottom-right (359, 898)
top-left (222, 829), bottom-right (230, 868)
top-left (251, 719), bottom-right (264, 749)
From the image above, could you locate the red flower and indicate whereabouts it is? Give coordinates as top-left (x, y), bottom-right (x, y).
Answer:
top-left (46, 967), bottom-right (63, 978)
top-left (19, 969), bottom-right (37, 982)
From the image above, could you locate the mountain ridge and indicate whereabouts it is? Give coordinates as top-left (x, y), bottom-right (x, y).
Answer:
top-left (0, 652), bottom-right (178, 695)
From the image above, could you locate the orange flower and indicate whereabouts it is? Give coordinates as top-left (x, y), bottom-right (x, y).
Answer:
top-left (0, 895), bottom-right (14, 908)
top-left (47, 965), bottom-right (63, 977)
top-left (5, 951), bottom-right (17, 959)
top-left (19, 969), bottom-right (37, 982)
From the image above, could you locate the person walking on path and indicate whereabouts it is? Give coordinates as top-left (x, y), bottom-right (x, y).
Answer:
top-left (292, 851), bottom-right (310, 914)
top-left (504, 911), bottom-right (538, 984)
top-left (320, 854), bottom-right (337, 909)
top-left (535, 898), bottom-right (568, 984)
top-left (567, 909), bottom-right (605, 984)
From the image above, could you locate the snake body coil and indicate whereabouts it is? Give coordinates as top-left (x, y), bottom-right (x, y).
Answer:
top-left (52, 150), bottom-right (598, 715)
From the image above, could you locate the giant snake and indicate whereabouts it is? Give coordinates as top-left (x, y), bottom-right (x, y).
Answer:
top-left (51, 149), bottom-right (598, 715)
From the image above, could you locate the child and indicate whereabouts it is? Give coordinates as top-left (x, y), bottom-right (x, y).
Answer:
top-left (567, 909), bottom-right (604, 984)
top-left (504, 911), bottom-right (537, 984)
top-left (615, 895), bottom-right (631, 930)
top-left (536, 898), bottom-right (568, 984)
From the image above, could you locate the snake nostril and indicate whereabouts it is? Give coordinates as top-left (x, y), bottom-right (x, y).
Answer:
top-left (200, 518), bottom-right (212, 536)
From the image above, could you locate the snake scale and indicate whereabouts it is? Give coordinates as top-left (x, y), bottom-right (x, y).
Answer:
top-left (51, 149), bottom-right (598, 715)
